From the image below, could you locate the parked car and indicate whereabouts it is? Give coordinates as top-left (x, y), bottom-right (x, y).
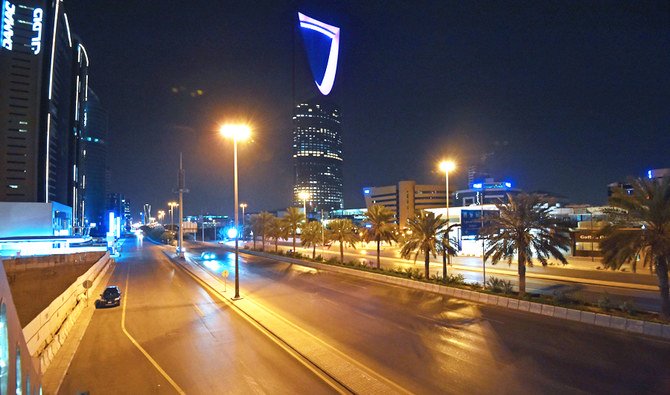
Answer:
top-left (96, 286), bottom-right (122, 308)
top-left (200, 251), bottom-right (216, 260)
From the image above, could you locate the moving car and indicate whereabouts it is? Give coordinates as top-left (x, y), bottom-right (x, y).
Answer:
top-left (96, 286), bottom-right (122, 308)
top-left (200, 251), bottom-right (216, 260)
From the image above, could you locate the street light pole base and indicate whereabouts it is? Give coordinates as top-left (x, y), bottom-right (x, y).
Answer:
top-left (231, 296), bottom-right (243, 301)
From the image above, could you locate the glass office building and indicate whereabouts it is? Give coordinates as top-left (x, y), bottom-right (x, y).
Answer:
top-left (292, 98), bottom-right (344, 214)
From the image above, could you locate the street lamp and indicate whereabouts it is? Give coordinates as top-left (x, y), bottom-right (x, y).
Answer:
top-left (221, 123), bottom-right (251, 299)
top-left (439, 160), bottom-right (456, 281)
top-left (298, 191), bottom-right (310, 220)
top-left (157, 210), bottom-right (165, 224)
top-left (240, 203), bottom-right (248, 230)
top-left (439, 160), bottom-right (456, 225)
top-left (168, 202), bottom-right (178, 230)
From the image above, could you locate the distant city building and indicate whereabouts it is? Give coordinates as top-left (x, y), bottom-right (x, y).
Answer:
top-left (453, 178), bottom-right (522, 207)
top-left (79, 88), bottom-right (108, 229)
top-left (292, 99), bottom-right (344, 214)
top-left (607, 168), bottom-right (670, 198)
top-left (0, 1), bottom-right (91, 230)
top-left (363, 181), bottom-right (447, 227)
top-left (104, 193), bottom-right (130, 235)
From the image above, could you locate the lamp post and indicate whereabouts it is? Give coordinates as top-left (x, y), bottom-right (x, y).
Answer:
top-left (439, 160), bottom-right (456, 278)
top-left (439, 161), bottom-right (456, 224)
top-left (168, 202), bottom-right (178, 231)
top-left (298, 191), bottom-right (310, 220)
top-left (240, 203), bottom-right (248, 238)
top-left (221, 124), bottom-right (251, 299)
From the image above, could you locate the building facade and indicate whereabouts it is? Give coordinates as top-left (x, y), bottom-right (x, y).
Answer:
top-left (292, 98), bottom-right (344, 214)
top-left (79, 88), bottom-right (107, 229)
top-left (0, 0), bottom-right (89, 225)
top-left (452, 178), bottom-right (522, 207)
top-left (363, 180), bottom-right (447, 227)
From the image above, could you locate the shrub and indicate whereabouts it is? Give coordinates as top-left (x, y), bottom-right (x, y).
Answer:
top-left (597, 293), bottom-right (612, 311)
top-left (445, 273), bottom-right (466, 285)
top-left (552, 290), bottom-right (574, 305)
top-left (314, 255), bottom-right (324, 262)
top-left (619, 300), bottom-right (637, 315)
top-left (326, 257), bottom-right (338, 264)
top-left (486, 277), bottom-right (514, 294)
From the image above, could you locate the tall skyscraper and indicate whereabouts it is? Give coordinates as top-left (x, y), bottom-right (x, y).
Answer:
top-left (293, 12), bottom-right (344, 214)
top-left (292, 98), bottom-right (343, 212)
top-left (0, 0), bottom-right (89, 219)
top-left (80, 87), bottom-right (107, 229)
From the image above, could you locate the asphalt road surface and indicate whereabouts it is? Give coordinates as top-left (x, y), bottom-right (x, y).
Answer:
top-left (59, 238), bottom-right (336, 394)
top-left (189, 241), bottom-right (670, 395)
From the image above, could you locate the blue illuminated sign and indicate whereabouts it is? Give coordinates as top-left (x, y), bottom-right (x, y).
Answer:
top-left (363, 188), bottom-right (371, 194)
top-left (298, 12), bottom-right (340, 96)
top-left (472, 183), bottom-right (482, 189)
top-left (1, 0), bottom-right (15, 50)
top-left (648, 170), bottom-right (653, 179)
top-left (31, 8), bottom-right (43, 54)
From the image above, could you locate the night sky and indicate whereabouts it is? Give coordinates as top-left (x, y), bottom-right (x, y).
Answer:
top-left (66, 1), bottom-right (669, 218)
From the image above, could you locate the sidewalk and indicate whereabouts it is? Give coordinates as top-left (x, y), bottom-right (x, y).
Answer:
top-left (165, 248), bottom-right (411, 395)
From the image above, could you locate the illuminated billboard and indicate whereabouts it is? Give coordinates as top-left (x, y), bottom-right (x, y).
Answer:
top-left (297, 12), bottom-right (340, 96)
top-left (1, 0), bottom-right (44, 55)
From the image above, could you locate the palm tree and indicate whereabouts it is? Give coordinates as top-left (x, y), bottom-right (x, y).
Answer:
top-left (248, 214), bottom-right (262, 249)
top-left (302, 221), bottom-right (324, 259)
top-left (327, 219), bottom-right (359, 263)
top-left (267, 217), bottom-right (288, 253)
top-left (256, 211), bottom-right (275, 251)
top-left (438, 224), bottom-right (459, 282)
top-left (599, 178), bottom-right (670, 319)
top-left (400, 210), bottom-right (447, 278)
top-left (481, 193), bottom-right (570, 297)
top-left (283, 207), bottom-right (305, 252)
top-left (363, 205), bottom-right (398, 269)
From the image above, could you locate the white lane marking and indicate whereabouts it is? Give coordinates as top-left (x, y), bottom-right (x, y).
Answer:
top-left (122, 265), bottom-right (186, 395)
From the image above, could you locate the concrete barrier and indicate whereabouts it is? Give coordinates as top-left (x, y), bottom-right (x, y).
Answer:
top-left (22, 252), bottom-right (112, 372)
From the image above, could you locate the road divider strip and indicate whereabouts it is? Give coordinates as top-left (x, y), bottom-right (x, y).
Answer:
top-left (237, 248), bottom-right (670, 341)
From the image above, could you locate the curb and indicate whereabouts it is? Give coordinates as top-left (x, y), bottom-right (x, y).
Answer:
top-left (239, 248), bottom-right (670, 341)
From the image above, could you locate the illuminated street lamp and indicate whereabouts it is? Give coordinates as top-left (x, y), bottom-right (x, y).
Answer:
top-left (168, 202), bottom-right (179, 230)
top-left (221, 123), bottom-right (251, 299)
top-left (240, 203), bottom-right (248, 230)
top-left (439, 160), bottom-right (456, 224)
top-left (157, 210), bottom-right (165, 224)
top-left (298, 191), bottom-right (310, 220)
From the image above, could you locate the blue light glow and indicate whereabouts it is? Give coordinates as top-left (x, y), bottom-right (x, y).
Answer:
top-left (226, 227), bottom-right (238, 239)
top-left (363, 188), bottom-right (371, 194)
top-left (298, 12), bottom-right (340, 96)
top-left (472, 183), bottom-right (483, 189)
top-left (648, 170), bottom-right (653, 179)
top-left (504, 182), bottom-right (512, 188)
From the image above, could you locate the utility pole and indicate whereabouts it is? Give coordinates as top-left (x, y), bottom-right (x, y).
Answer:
top-left (177, 153), bottom-right (189, 258)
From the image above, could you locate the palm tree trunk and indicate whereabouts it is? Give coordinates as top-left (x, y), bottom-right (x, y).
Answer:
top-left (312, 244), bottom-right (316, 260)
top-left (425, 249), bottom-right (431, 279)
top-left (275, 239), bottom-right (278, 253)
top-left (293, 229), bottom-right (297, 251)
top-left (442, 249), bottom-right (447, 283)
top-left (376, 237), bottom-right (381, 269)
top-left (518, 250), bottom-right (527, 296)
top-left (262, 234), bottom-right (265, 251)
top-left (340, 241), bottom-right (344, 264)
top-left (655, 257), bottom-right (670, 319)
